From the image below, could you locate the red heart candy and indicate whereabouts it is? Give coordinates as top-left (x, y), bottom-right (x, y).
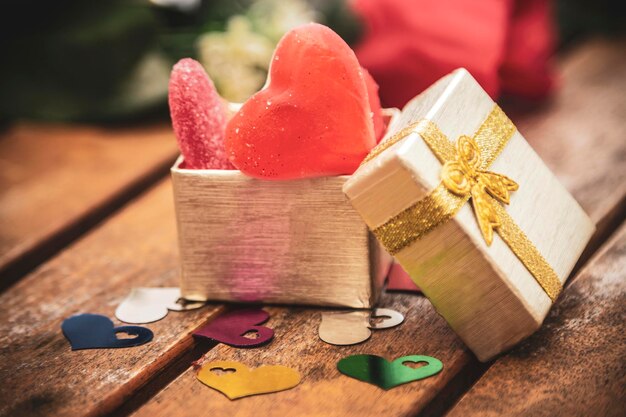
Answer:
top-left (362, 68), bottom-right (385, 143)
top-left (225, 23), bottom-right (377, 180)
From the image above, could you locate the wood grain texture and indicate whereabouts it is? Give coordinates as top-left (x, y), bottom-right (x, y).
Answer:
top-left (1, 39), bottom-right (624, 417)
top-left (172, 159), bottom-right (390, 308)
top-left (0, 123), bottom-right (178, 286)
top-left (344, 68), bottom-right (594, 361)
top-left (514, 38), bottom-right (626, 245)
top-left (131, 291), bottom-right (471, 417)
top-left (130, 39), bottom-right (626, 417)
top-left (447, 221), bottom-right (626, 417)
top-left (0, 182), bottom-right (223, 417)
top-left (134, 221), bottom-right (625, 417)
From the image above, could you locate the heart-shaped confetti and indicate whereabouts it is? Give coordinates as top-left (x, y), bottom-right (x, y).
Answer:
top-left (369, 308), bottom-right (405, 329)
top-left (197, 360), bottom-right (301, 399)
top-left (337, 354), bottom-right (443, 389)
top-left (319, 311), bottom-right (370, 345)
top-left (319, 308), bottom-right (404, 345)
top-left (193, 309), bottom-right (274, 347)
top-left (115, 287), bottom-right (205, 324)
top-left (225, 23), bottom-right (377, 179)
top-left (62, 314), bottom-right (153, 350)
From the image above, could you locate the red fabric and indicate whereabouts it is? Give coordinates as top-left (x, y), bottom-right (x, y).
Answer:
top-left (352, 0), bottom-right (556, 108)
top-left (500, 0), bottom-right (556, 99)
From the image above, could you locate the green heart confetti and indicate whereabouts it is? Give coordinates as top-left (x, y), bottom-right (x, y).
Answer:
top-left (337, 354), bottom-right (443, 389)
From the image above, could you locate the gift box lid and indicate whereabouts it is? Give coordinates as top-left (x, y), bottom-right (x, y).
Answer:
top-left (343, 68), bottom-right (595, 360)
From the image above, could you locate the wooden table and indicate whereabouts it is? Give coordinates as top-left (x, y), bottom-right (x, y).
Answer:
top-left (0, 38), bottom-right (624, 417)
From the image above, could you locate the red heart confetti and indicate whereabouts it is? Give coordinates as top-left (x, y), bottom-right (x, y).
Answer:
top-left (193, 309), bottom-right (274, 348)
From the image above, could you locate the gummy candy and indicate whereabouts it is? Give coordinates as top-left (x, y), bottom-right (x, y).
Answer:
top-left (168, 58), bottom-right (233, 170)
top-left (225, 23), bottom-right (377, 179)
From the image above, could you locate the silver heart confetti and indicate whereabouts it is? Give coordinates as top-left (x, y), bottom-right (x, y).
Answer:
top-left (115, 287), bottom-right (205, 324)
top-left (319, 308), bottom-right (404, 345)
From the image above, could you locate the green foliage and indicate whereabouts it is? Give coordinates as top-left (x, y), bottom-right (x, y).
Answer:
top-left (0, 0), bottom-right (162, 121)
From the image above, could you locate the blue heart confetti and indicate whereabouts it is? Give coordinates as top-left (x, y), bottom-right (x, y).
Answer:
top-left (62, 313), bottom-right (153, 350)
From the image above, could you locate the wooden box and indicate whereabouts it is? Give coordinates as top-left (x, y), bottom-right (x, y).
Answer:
top-left (343, 68), bottom-right (595, 361)
top-left (171, 158), bottom-right (391, 308)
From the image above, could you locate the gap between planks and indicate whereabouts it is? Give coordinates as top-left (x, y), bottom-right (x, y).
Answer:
top-left (124, 221), bottom-right (621, 417)
top-left (0, 38), bottom-right (623, 417)
top-left (424, 218), bottom-right (626, 417)
top-left (0, 182), bottom-right (225, 417)
top-left (0, 123), bottom-right (178, 291)
top-left (123, 38), bottom-right (626, 417)
top-left (445, 221), bottom-right (626, 417)
top-left (0, 157), bottom-right (175, 291)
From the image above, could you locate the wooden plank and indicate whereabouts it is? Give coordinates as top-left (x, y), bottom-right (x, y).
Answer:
top-left (0, 123), bottom-right (178, 288)
top-left (127, 224), bottom-right (622, 417)
top-left (129, 225), bottom-right (625, 417)
top-left (514, 38), bottom-right (626, 252)
top-left (1, 38), bottom-right (624, 417)
top-left (447, 222), bottom-right (626, 417)
top-left (130, 39), bottom-right (626, 417)
top-left (131, 292), bottom-right (469, 417)
top-left (0, 181), bottom-right (223, 417)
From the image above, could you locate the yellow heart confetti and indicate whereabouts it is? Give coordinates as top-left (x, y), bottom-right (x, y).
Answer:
top-left (196, 360), bottom-right (301, 400)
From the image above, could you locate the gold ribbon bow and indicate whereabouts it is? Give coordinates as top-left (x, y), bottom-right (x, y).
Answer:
top-left (441, 134), bottom-right (518, 245)
top-left (362, 105), bottom-right (562, 301)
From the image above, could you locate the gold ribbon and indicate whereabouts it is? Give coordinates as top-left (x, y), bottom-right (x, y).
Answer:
top-left (364, 105), bottom-right (562, 301)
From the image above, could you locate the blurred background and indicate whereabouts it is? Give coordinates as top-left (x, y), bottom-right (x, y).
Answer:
top-left (0, 0), bottom-right (624, 125)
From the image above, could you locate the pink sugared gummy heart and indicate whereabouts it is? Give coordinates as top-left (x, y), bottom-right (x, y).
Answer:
top-left (168, 58), bottom-right (233, 170)
top-left (225, 23), bottom-right (378, 180)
